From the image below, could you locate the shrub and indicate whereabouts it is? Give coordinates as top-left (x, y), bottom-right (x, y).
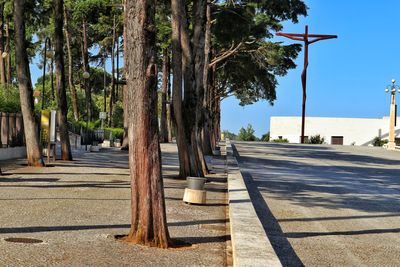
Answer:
top-left (272, 138), bottom-right (289, 143)
top-left (104, 127), bottom-right (124, 140)
top-left (372, 136), bottom-right (388, 147)
top-left (237, 124), bottom-right (257, 141)
top-left (307, 134), bottom-right (325, 144)
top-left (0, 85), bottom-right (20, 113)
top-left (222, 130), bottom-right (237, 140)
top-left (261, 132), bottom-right (270, 142)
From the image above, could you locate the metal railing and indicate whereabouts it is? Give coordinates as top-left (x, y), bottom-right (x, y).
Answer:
top-left (67, 122), bottom-right (105, 146)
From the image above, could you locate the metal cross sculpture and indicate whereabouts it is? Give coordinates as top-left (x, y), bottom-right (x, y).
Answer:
top-left (277, 25), bottom-right (337, 144)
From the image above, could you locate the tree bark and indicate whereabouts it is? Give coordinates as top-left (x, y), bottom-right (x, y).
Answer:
top-left (201, 1), bottom-right (213, 155)
top-left (180, 1), bottom-right (204, 177)
top-left (193, 0), bottom-right (208, 174)
top-left (5, 17), bottom-right (10, 85)
top-left (109, 15), bottom-right (116, 127)
top-left (50, 55), bottom-right (54, 100)
top-left (171, 0), bottom-right (191, 178)
top-left (64, 6), bottom-right (79, 121)
top-left (160, 48), bottom-right (169, 143)
top-left (54, 0), bottom-right (72, 161)
top-left (81, 19), bottom-right (92, 121)
top-left (0, 4), bottom-right (6, 85)
top-left (121, 0), bottom-right (129, 150)
top-left (125, 0), bottom-right (170, 248)
top-left (14, 0), bottom-right (44, 167)
top-left (167, 59), bottom-right (172, 142)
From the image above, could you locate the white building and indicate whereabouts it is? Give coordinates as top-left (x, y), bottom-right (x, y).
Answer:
top-left (270, 116), bottom-right (400, 146)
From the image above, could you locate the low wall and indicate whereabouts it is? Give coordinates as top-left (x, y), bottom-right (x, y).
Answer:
top-left (226, 139), bottom-right (282, 267)
top-left (0, 146), bottom-right (26, 161)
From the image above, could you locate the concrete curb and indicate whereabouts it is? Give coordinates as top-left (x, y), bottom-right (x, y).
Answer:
top-left (226, 139), bottom-right (282, 267)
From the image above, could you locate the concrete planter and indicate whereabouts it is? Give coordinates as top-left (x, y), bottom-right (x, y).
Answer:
top-left (114, 139), bottom-right (121, 148)
top-left (102, 140), bottom-right (111, 148)
top-left (186, 176), bottom-right (207, 190)
top-left (90, 145), bottom-right (100, 152)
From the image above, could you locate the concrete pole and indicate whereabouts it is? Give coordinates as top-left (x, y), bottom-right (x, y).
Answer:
top-left (388, 92), bottom-right (396, 150)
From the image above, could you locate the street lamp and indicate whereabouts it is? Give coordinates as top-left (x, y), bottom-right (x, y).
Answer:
top-left (384, 79), bottom-right (400, 150)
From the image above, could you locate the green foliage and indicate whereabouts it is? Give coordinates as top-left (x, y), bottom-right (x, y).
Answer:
top-left (111, 100), bottom-right (124, 128)
top-left (104, 127), bottom-right (124, 140)
top-left (222, 130), bottom-right (237, 140)
top-left (261, 132), bottom-right (270, 142)
top-left (212, 0), bottom-right (307, 105)
top-left (0, 85), bottom-right (20, 113)
top-left (306, 134), bottom-right (325, 144)
top-left (372, 136), bottom-right (388, 147)
top-left (272, 138), bottom-right (289, 143)
top-left (237, 124), bottom-right (257, 141)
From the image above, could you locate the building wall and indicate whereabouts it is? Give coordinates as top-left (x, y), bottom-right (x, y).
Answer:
top-left (270, 116), bottom-right (400, 146)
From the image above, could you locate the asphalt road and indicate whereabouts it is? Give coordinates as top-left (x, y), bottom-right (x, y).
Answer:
top-left (233, 141), bottom-right (400, 267)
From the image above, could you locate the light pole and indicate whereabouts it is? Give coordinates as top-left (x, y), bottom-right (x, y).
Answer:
top-left (385, 79), bottom-right (400, 150)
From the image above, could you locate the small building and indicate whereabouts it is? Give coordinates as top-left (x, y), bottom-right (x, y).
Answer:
top-left (269, 116), bottom-right (400, 146)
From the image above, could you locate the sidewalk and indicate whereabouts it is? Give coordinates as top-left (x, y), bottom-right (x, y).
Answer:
top-left (0, 143), bottom-right (229, 267)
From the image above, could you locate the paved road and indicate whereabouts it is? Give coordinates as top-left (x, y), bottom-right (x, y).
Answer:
top-left (233, 141), bottom-right (400, 267)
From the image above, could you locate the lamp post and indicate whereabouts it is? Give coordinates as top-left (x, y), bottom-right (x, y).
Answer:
top-left (385, 79), bottom-right (400, 150)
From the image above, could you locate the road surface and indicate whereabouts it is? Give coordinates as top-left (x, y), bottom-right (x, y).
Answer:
top-left (233, 141), bottom-right (400, 267)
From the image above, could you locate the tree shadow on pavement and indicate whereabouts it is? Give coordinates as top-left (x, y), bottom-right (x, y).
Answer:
top-left (233, 143), bottom-right (400, 214)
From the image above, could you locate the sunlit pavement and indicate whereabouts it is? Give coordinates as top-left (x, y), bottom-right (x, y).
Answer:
top-left (233, 141), bottom-right (400, 267)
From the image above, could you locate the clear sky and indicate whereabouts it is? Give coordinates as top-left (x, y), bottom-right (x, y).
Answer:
top-left (221, 0), bottom-right (400, 137)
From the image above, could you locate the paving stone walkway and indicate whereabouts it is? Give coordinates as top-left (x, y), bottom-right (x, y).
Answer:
top-left (0, 143), bottom-right (228, 267)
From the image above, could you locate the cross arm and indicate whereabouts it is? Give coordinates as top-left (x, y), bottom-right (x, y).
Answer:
top-left (309, 35), bottom-right (337, 44)
top-left (276, 32), bottom-right (305, 41)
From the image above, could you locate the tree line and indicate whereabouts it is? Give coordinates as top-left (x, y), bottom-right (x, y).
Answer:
top-left (10, 0), bottom-right (307, 248)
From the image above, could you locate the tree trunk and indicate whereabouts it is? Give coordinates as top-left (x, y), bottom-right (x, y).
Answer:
top-left (50, 53), bottom-right (55, 100)
top-left (0, 4), bottom-right (6, 85)
top-left (5, 17), bottom-right (10, 85)
top-left (171, 0), bottom-right (191, 178)
top-left (180, 1), bottom-right (204, 177)
top-left (160, 48), bottom-right (169, 143)
top-left (167, 60), bottom-right (172, 142)
top-left (125, 0), bottom-right (170, 248)
top-left (193, 0), bottom-right (208, 174)
top-left (121, 1), bottom-right (128, 151)
top-left (81, 19), bottom-right (92, 121)
top-left (14, 0), bottom-right (44, 167)
top-left (109, 15), bottom-right (116, 127)
top-left (54, 0), bottom-right (72, 161)
top-left (201, 1), bottom-right (213, 155)
top-left (64, 7), bottom-right (79, 121)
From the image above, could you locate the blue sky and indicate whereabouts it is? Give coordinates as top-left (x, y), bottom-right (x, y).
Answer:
top-left (221, 0), bottom-right (400, 137)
